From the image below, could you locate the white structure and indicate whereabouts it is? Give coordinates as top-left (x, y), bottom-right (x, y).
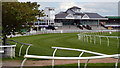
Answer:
top-left (21, 46), bottom-right (120, 68)
top-left (44, 7), bottom-right (55, 25)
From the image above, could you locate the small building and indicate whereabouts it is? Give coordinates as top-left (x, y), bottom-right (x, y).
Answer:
top-left (55, 6), bottom-right (108, 26)
top-left (44, 7), bottom-right (55, 25)
top-left (33, 7), bottom-right (55, 31)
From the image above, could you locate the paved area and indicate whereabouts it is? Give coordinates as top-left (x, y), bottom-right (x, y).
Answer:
top-left (2, 58), bottom-right (118, 66)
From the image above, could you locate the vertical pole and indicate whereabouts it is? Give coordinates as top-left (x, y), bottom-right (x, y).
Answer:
top-left (106, 37), bottom-right (109, 46)
top-left (21, 58), bottom-right (27, 68)
top-left (81, 35), bottom-right (84, 41)
top-left (117, 37), bottom-right (119, 48)
top-left (115, 57), bottom-right (119, 68)
top-left (94, 36), bottom-right (96, 44)
top-left (11, 47), bottom-right (13, 58)
top-left (90, 36), bottom-right (92, 43)
top-left (13, 47), bottom-right (15, 57)
top-left (84, 35), bottom-right (86, 42)
top-left (25, 46), bottom-right (31, 55)
top-left (83, 35), bottom-right (85, 42)
top-left (77, 34), bottom-right (80, 40)
top-left (19, 45), bottom-right (24, 56)
top-left (52, 48), bottom-right (57, 68)
top-left (78, 52), bottom-right (84, 68)
top-left (87, 36), bottom-right (88, 42)
top-left (84, 59), bottom-right (90, 68)
top-left (99, 36), bottom-right (101, 45)
top-left (79, 35), bottom-right (81, 40)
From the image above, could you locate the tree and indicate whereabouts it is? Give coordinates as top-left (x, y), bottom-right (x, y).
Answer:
top-left (2, 2), bottom-right (44, 45)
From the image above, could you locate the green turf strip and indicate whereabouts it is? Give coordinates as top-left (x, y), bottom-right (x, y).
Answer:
top-left (5, 32), bottom-right (119, 60)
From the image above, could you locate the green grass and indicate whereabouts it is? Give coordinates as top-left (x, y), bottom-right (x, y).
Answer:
top-left (5, 32), bottom-right (119, 60)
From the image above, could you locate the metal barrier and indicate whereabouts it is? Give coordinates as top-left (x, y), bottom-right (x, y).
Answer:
top-left (0, 45), bottom-right (16, 58)
top-left (7, 39), bottom-right (32, 57)
top-left (0, 50), bottom-right (4, 53)
top-left (77, 34), bottom-right (120, 47)
top-left (7, 30), bottom-right (120, 38)
top-left (21, 47), bottom-right (120, 68)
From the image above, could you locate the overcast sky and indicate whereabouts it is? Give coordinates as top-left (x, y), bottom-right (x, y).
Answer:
top-left (18, 0), bottom-right (119, 16)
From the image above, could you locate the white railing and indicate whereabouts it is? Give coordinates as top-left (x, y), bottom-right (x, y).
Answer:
top-left (21, 47), bottom-right (120, 68)
top-left (77, 34), bottom-right (120, 47)
top-left (0, 50), bottom-right (4, 53)
top-left (0, 45), bottom-right (16, 58)
top-left (7, 29), bottom-right (120, 38)
top-left (7, 40), bottom-right (32, 57)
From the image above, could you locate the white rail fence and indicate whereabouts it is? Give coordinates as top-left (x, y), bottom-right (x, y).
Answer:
top-left (0, 45), bottom-right (16, 58)
top-left (7, 39), bottom-right (32, 57)
top-left (21, 47), bottom-right (120, 68)
top-left (0, 40), bottom-right (32, 58)
top-left (8, 30), bottom-right (120, 38)
top-left (77, 34), bottom-right (120, 47)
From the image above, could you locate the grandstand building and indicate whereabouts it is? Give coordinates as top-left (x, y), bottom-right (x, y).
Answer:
top-left (104, 16), bottom-right (120, 29)
top-left (55, 6), bottom-right (108, 26)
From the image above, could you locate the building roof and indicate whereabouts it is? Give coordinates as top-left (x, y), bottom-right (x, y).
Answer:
top-left (55, 6), bottom-right (107, 20)
top-left (55, 12), bottom-right (69, 18)
top-left (69, 6), bottom-right (81, 10)
top-left (85, 13), bottom-right (104, 18)
top-left (106, 16), bottom-right (120, 19)
top-left (65, 6), bottom-right (81, 14)
top-left (74, 13), bottom-right (85, 17)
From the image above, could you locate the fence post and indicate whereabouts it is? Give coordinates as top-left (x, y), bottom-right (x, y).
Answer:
top-left (94, 36), bottom-right (96, 44)
top-left (10, 46), bottom-right (13, 58)
top-left (61, 30), bottom-right (63, 33)
top-left (19, 45), bottom-right (24, 56)
top-left (115, 57), bottom-right (119, 68)
top-left (99, 36), bottom-right (101, 45)
top-left (87, 36), bottom-right (89, 42)
top-left (84, 59), bottom-right (90, 68)
top-left (90, 36), bottom-right (92, 43)
top-left (52, 48), bottom-right (58, 68)
top-left (106, 37), bottom-right (109, 46)
top-left (77, 34), bottom-right (80, 40)
top-left (78, 51), bottom-right (84, 68)
top-left (21, 58), bottom-right (27, 68)
top-left (117, 37), bottom-right (119, 48)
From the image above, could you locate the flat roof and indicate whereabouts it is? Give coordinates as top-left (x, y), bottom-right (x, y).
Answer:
top-left (106, 16), bottom-right (120, 19)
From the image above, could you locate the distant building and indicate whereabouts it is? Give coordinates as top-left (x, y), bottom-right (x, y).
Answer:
top-left (44, 7), bottom-right (55, 25)
top-left (104, 16), bottom-right (120, 29)
top-left (36, 7), bottom-right (55, 25)
top-left (55, 6), bottom-right (108, 26)
top-left (33, 7), bottom-right (56, 31)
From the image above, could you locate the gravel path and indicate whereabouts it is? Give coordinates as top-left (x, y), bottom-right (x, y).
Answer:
top-left (2, 58), bottom-right (118, 67)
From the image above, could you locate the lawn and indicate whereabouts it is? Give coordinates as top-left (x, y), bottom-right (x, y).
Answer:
top-left (7, 32), bottom-right (119, 60)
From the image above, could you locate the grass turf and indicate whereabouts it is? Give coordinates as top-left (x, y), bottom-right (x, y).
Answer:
top-left (6, 32), bottom-right (119, 60)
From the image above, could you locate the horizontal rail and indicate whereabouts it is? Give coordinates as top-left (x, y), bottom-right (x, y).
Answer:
top-left (0, 51), bottom-right (4, 53)
top-left (0, 45), bottom-right (16, 47)
top-left (97, 36), bottom-right (120, 38)
top-left (24, 54), bottom-right (120, 60)
top-left (52, 47), bottom-right (106, 56)
top-left (7, 39), bottom-right (32, 46)
top-left (78, 34), bottom-right (120, 38)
